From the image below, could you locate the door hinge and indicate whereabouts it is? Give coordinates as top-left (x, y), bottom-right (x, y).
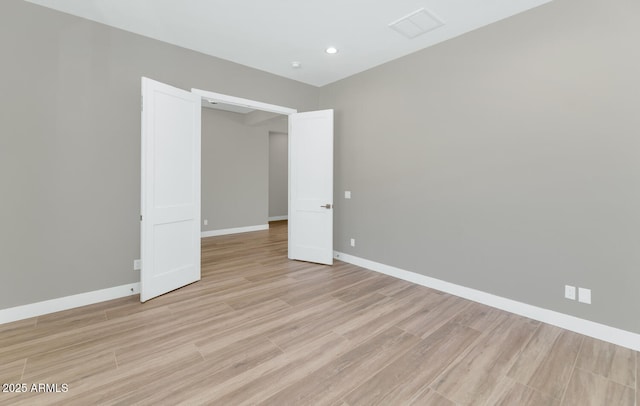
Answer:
top-left (141, 95), bottom-right (143, 111)
top-left (140, 214), bottom-right (143, 221)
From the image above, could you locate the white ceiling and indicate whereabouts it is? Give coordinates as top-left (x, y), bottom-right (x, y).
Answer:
top-left (24, 0), bottom-right (552, 87)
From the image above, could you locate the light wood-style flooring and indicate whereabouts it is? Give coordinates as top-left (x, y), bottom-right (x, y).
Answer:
top-left (0, 221), bottom-right (637, 405)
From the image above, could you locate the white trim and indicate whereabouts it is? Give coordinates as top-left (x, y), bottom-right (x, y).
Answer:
top-left (334, 251), bottom-right (640, 352)
top-left (0, 283), bottom-right (140, 325)
top-left (201, 224), bottom-right (269, 238)
top-left (191, 89), bottom-right (297, 116)
top-left (268, 215), bottom-right (288, 221)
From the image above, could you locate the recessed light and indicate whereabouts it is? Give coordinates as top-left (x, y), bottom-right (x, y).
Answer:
top-left (291, 61), bottom-right (302, 68)
top-left (325, 47), bottom-right (338, 54)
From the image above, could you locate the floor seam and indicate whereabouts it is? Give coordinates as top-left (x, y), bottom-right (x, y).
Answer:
top-left (559, 336), bottom-right (585, 405)
top-left (20, 357), bottom-right (27, 380)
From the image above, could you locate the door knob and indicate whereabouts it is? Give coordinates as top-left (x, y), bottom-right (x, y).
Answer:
top-left (321, 204), bottom-right (332, 209)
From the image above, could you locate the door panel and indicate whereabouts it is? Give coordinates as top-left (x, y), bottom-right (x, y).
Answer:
top-left (288, 109), bottom-right (334, 265)
top-left (141, 77), bottom-right (201, 302)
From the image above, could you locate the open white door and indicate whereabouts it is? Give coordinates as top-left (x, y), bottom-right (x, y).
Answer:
top-left (140, 77), bottom-right (201, 302)
top-left (289, 109), bottom-right (334, 265)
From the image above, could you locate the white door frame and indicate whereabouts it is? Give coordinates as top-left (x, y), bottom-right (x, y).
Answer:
top-left (191, 89), bottom-right (334, 265)
top-left (191, 89), bottom-right (297, 116)
top-left (192, 89), bottom-right (299, 229)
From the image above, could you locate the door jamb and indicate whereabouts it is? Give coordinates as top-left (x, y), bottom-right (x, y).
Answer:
top-left (191, 89), bottom-right (297, 116)
top-left (190, 88), bottom-right (298, 246)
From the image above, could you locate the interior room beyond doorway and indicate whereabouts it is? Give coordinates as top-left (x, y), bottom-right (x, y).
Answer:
top-left (200, 104), bottom-right (287, 237)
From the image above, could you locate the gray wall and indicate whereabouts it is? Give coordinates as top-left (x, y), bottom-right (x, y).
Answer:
top-left (320, 0), bottom-right (640, 334)
top-left (0, 0), bottom-right (319, 309)
top-left (269, 132), bottom-right (289, 219)
top-left (202, 110), bottom-right (287, 231)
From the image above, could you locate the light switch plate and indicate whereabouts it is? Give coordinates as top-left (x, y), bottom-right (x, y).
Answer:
top-left (134, 259), bottom-right (142, 271)
top-left (565, 285), bottom-right (576, 300)
top-left (345, 191), bottom-right (351, 199)
top-left (578, 288), bottom-right (591, 304)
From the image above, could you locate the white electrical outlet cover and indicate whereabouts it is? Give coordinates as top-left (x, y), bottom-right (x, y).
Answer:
top-left (578, 288), bottom-right (591, 304)
top-left (350, 238), bottom-right (355, 247)
top-left (564, 285), bottom-right (576, 300)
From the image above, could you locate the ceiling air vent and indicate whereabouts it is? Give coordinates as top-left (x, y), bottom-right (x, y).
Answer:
top-left (389, 8), bottom-right (444, 39)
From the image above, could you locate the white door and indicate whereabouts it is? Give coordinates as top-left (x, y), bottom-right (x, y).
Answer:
top-left (140, 77), bottom-right (201, 302)
top-left (288, 109), bottom-right (334, 265)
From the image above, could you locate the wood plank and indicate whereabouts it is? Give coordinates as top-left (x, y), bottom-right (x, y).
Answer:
top-left (0, 315), bottom-right (145, 365)
top-left (266, 293), bottom-right (390, 352)
top-left (123, 339), bottom-right (284, 405)
top-left (0, 317), bottom-right (36, 333)
top-left (337, 289), bottom-right (455, 350)
top-left (344, 321), bottom-right (480, 406)
top-left (576, 336), bottom-right (636, 388)
top-left (0, 358), bottom-right (26, 383)
top-left (194, 296), bottom-right (340, 358)
top-left (430, 314), bottom-right (539, 406)
top-left (50, 345), bottom-right (205, 406)
top-left (396, 293), bottom-right (472, 338)
top-left (259, 326), bottom-right (420, 406)
top-left (116, 298), bottom-right (291, 367)
top-left (36, 306), bottom-right (106, 330)
top-left (331, 275), bottom-right (397, 302)
top-left (407, 389), bottom-right (456, 406)
top-left (487, 377), bottom-right (561, 406)
top-left (563, 368), bottom-right (635, 406)
top-left (449, 301), bottom-right (517, 333)
top-left (182, 332), bottom-right (352, 405)
top-left (507, 324), bottom-right (583, 399)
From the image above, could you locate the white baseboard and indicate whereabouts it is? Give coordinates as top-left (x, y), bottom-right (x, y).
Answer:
top-left (201, 224), bottom-right (269, 238)
top-left (0, 282), bottom-right (140, 325)
top-left (334, 251), bottom-right (640, 352)
top-left (268, 215), bottom-right (288, 221)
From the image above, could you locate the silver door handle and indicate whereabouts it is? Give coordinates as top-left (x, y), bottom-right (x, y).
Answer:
top-left (321, 204), bottom-right (332, 209)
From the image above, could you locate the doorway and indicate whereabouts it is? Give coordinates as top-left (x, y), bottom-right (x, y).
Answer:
top-left (141, 79), bottom-right (334, 301)
top-left (200, 108), bottom-right (287, 236)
